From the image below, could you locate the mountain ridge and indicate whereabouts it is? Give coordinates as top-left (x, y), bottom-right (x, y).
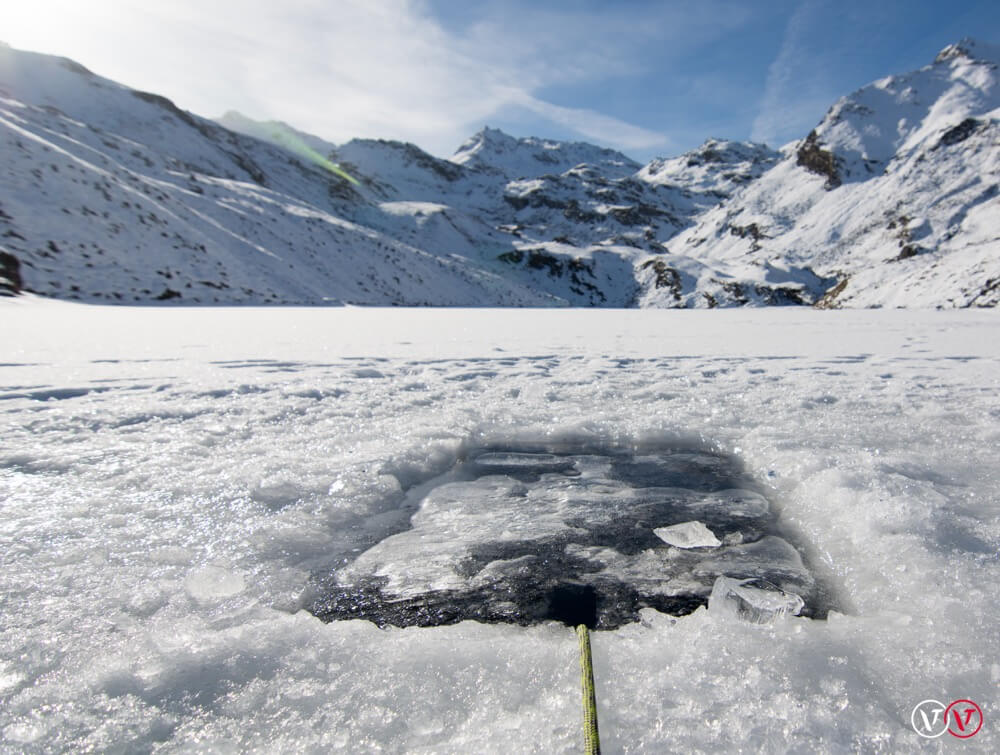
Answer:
top-left (645, 36), bottom-right (1000, 308)
top-left (1, 39), bottom-right (997, 307)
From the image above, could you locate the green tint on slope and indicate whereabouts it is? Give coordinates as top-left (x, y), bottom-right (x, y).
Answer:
top-left (266, 123), bottom-right (358, 185)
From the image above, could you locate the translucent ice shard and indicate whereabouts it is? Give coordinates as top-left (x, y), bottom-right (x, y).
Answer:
top-left (708, 576), bottom-right (804, 624)
top-left (654, 520), bottom-right (722, 548)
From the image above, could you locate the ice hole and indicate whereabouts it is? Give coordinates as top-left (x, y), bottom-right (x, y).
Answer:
top-left (547, 583), bottom-right (598, 628)
top-left (308, 440), bottom-right (837, 629)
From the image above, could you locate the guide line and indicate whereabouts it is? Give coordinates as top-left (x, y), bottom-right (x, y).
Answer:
top-left (577, 624), bottom-right (601, 754)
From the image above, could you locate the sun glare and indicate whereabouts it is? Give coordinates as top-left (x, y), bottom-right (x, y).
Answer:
top-left (0, 1), bottom-right (94, 57)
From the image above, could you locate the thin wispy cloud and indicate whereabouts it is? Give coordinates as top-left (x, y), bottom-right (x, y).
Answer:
top-left (1, 0), bottom-right (681, 155)
top-left (751, 1), bottom-right (826, 147)
top-left (749, 0), bottom-right (911, 148)
top-left (4, 1), bottom-right (999, 159)
top-left (517, 95), bottom-right (670, 151)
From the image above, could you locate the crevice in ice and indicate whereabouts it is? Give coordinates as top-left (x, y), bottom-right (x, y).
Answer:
top-left (307, 438), bottom-right (842, 629)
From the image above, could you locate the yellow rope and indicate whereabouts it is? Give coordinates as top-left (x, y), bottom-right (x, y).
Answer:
top-left (577, 624), bottom-right (601, 754)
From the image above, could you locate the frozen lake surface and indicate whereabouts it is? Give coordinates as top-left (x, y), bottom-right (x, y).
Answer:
top-left (1, 299), bottom-right (998, 752)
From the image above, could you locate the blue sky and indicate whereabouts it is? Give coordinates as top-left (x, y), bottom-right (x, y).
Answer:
top-left (2, 1), bottom-right (999, 161)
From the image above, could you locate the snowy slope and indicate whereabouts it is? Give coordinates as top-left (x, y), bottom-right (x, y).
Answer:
top-left (1, 298), bottom-right (998, 751)
top-left (0, 45), bottom-right (558, 306)
top-left (640, 39), bottom-right (1000, 309)
top-left (1, 40), bottom-right (998, 308)
top-left (332, 131), bottom-right (783, 304)
top-left (0, 41), bottom-right (721, 308)
top-left (214, 119), bottom-right (760, 306)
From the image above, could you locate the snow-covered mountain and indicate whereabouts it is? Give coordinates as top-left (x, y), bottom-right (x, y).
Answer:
top-left (0, 46), bottom-right (567, 306)
top-left (637, 138), bottom-right (780, 197)
top-left (1, 39), bottom-right (997, 307)
top-left (639, 38), bottom-right (1000, 308)
top-left (451, 126), bottom-right (641, 179)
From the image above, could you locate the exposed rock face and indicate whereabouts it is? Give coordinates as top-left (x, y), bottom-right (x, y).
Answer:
top-left (0, 250), bottom-right (22, 295)
top-left (796, 131), bottom-right (841, 189)
top-left (936, 118), bottom-right (985, 148)
top-left (640, 259), bottom-right (682, 302)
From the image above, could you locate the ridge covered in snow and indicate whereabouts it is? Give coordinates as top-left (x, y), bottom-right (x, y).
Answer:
top-left (637, 138), bottom-right (780, 197)
top-left (451, 126), bottom-right (642, 179)
top-left (0, 39), bottom-right (998, 307)
top-left (642, 38), bottom-right (1000, 308)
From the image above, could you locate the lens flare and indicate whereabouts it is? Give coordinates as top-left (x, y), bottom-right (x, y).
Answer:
top-left (264, 122), bottom-right (358, 185)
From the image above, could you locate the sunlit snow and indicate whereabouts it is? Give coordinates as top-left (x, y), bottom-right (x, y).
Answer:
top-left (1, 298), bottom-right (998, 752)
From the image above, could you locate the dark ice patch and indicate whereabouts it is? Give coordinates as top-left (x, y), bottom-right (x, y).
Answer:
top-left (308, 442), bottom-right (834, 629)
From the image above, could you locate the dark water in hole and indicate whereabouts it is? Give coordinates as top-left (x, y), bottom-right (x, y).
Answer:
top-left (308, 442), bottom-right (835, 629)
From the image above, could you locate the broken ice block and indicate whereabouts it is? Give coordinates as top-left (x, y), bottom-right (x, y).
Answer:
top-left (654, 521), bottom-right (721, 549)
top-left (708, 576), bottom-right (804, 624)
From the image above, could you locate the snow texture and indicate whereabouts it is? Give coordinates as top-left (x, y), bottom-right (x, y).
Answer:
top-left (1, 297), bottom-right (998, 752)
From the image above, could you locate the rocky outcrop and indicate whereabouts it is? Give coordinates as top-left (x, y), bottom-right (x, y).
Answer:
top-left (796, 131), bottom-right (841, 189)
top-left (0, 249), bottom-right (22, 295)
top-left (936, 118), bottom-right (985, 149)
top-left (640, 259), bottom-right (682, 302)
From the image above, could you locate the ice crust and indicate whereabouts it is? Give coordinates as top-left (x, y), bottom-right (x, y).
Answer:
top-left (1, 301), bottom-right (999, 752)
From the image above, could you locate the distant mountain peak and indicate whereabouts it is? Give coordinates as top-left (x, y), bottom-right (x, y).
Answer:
top-left (216, 110), bottom-right (339, 155)
top-left (450, 126), bottom-right (515, 162)
top-left (793, 35), bottom-right (1000, 188)
top-left (934, 37), bottom-right (1000, 65)
top-left (450, 126), bottom-right (639, 180)
top-left (653, 37), bottom-right (1000, 309)
top-left (689, 138), bottom-right (776, 161)
top-left (637, 138), bottom-right (780, 197)
top-left (468, 125), bottom-right (516, 143)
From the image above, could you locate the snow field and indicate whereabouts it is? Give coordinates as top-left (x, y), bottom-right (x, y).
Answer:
top-left (1, 299), bottom-right (998, 751)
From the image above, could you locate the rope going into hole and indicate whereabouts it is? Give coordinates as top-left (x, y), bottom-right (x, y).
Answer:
top-left (576, 624), bottom-right (601, 754)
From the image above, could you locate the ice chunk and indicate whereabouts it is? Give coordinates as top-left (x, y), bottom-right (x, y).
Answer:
top-left (697, 536), bottom-right (814, 590)
top-left (708, 576), bottom-right (804, 624)
top-left (654, 521), bottom-right (722, 548)
top-left (184, 566), bottom-right (246, 605)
